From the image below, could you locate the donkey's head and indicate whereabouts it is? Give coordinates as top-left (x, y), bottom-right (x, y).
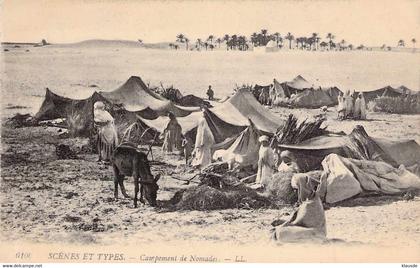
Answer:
top-left (137, 152), bottom-right (160, 206)
top-left (141, 174), bottom-right (161, 207)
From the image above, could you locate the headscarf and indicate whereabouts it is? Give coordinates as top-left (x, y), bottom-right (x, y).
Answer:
top-left (94, 101), bottom-right (114, 123)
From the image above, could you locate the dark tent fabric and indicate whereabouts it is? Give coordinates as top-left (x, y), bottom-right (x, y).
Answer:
top-left (359, 86), bottom-right (393, 103)
top-left (374, 138), bottom-right (420, 168)
top-left (204, 109), bottom-right (246, 144)
top-left (286, 75), bottom-right (313, 90)
top-left (273, 79), bottom-right (290, 98)
top-left (322, 87), bottom-right (342, 105)
top-left (394, 85), bottom-right (420, 97)
top-left (35, 89), bottom-right (110, 136)
top-left (277, 125), bottom-right (419, 171)
top-left (35, 88), bottom-right (157, 137)
top-left (278, 82), bottom-right (304, 97)
top-left (117, 84), bottom-right (283, 145)
top-left (396, 85), bottom-right (412, 95)
top-left (253, 84), bottom-right (272, 98)
top-left (136, 108), bottom-right (245, 144)
top-left (100, 76), bottom-right (200, 117)
top-left (35, 88), bottom-right (74, 121)
top-left (289, 88), bottom-right (338, 108)
top-left (272, 76), bottom-right (342, 108)
top-left (177, 94), bottom-right (211, 108)
top-left (382, 87), bottom-right (403, 98)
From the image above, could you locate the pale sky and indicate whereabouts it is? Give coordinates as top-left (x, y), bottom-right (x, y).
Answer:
top-left (1, 0), bottom-right (419, 46)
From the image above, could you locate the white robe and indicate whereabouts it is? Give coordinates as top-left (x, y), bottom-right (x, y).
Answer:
top-left (345, 92), bottom-right (354, 117)
top-left (337, 95), bottom-right (345, 112)
top-left (354, 97), bottom-right (366, 120)
top-left (192, 115), bottom-right (215, 168)
top-left (256, 145), bottom-right (276, 186)
top-left (94, 108), bottom-right (118, 161)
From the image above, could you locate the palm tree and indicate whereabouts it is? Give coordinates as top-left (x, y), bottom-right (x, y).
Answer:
top-left (207, 35), bottom-right (214, 45)
top-left (223, 34), bottom-right (230, 50)
top-left (305, 36), bottom-right (316, 50)
top-left (320, 41), bottom-right (328, 50)
top-left (285, 32), bottom-right (294, 49)
top-left (311, 33), bottom-right (319, 50)
top-left (411, 38), bottom-right (416, 49)
top-left (216, 38), bottom-right (222, 48)
top-left (380, 44), bottom-right (386, 50)
top-left (238, 35), bottom-right (247, 50)
top-left (398, 39), bottom-right (405, 47)
top-left (184, 37), bottom-right (190, 50)
top-left (295, 37), bottom-right (301, 49)
top-left (176, 34), bottom-right (185, 43)
top-left (273, 32), bottom-right (282, 47)
top-left (138, 39), bottom-right (143, 44)
top-left (196, 38), bottom-right (202, 50)
top-left (231, 34), bottom-right (238, 50)
top-left (261, 29), bottom-right (268, 45)
top-left (340, 39), bottom-right (346, 50)
top-left (176, 34), bottom-right (186, 50)
top-left (326, 33), bottom-right (335, 50)
top-left (250, 32), bottom-right (258, 46)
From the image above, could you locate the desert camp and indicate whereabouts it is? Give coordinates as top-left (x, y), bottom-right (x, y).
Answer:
top-left (3, 67), bottom-right (420, 247)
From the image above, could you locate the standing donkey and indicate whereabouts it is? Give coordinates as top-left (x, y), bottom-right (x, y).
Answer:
top-left (111, 143), bottom-right (160, 207)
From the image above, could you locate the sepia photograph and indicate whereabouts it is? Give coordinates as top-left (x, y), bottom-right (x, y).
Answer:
top-left (1, 0), bottom-right (419, 265)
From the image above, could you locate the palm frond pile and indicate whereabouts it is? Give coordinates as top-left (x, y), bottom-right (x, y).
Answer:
top-left (273, 114), bottom-right (327, 145)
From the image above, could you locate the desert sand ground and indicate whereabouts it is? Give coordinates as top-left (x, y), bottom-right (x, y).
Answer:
top-left (1, 45), bottom-right (420, 251)
top-left (1, 110), bottom-right (419, 249)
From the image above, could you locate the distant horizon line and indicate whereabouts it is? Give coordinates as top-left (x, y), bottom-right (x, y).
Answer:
top-left (2, 38), bottom-right (417, 49)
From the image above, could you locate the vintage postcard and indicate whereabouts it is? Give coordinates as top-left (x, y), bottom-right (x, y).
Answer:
top-left (1, 0), bottom-right (419, 265)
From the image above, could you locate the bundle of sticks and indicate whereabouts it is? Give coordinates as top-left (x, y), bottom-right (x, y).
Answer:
top-left (272, 114), bottom-right (327, 145)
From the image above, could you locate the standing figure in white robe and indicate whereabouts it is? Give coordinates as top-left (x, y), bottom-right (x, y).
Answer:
top-left (337, 92), bottom-right (345, 120)
top-left (354, 93), bottom-right (367, 120)
top-left (255, 136), bottom-right (276, 187)
top-left (94, 101), bottom-right (119, 162)
top-left (191, 112), bottom-right (215, 169)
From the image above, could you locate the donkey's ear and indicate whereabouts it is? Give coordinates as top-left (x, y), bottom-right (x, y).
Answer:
top-left (155, 174), bottom-right (161, 182)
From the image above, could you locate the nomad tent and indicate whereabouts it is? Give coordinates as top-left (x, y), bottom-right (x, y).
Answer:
top-left (213, 120), bottom-right (261, 168)
top-left (357, 85), bottom-right (402, 102)
top-left (289, 87), bottom-right (340, 108)
top-left (136, 108), bottom-right (246, 144)
top-left (265, 40), bottom-right (279, 52)
top-left (277, 125), bottom-right (420, 203)
top-left (136, 87), bottom-right (284, 145)
top-left (35, 88), bottom-right (156, 137)
top-left (100, 76), bottom-right (200, 117)
top-left (270, 76), bottom-right (342, 108)
top-left (277, 125), bottom-right (420, 171)
top-left (212, 87), bottom-right (283, 134)
top-left (284, 75), bottom-right (313, 91)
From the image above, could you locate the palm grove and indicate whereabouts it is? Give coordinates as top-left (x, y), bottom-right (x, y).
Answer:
top-left (168, 30), bottom-right (417, 51)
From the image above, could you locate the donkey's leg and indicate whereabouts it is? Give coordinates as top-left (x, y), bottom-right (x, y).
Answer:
top-left (112, 164), bottom-right (119, 199)
top-left (118, 176), bottom-right (130, 198)
top-left (133, 159), bottom-right (139, 208)
top-left (139, 184), bottom-right (145, 204)
top-left (133, 176), bottom-right (139, 208)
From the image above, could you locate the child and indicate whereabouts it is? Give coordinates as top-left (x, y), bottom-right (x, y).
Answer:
top-left (181, 135), bottom-right (193, 165)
